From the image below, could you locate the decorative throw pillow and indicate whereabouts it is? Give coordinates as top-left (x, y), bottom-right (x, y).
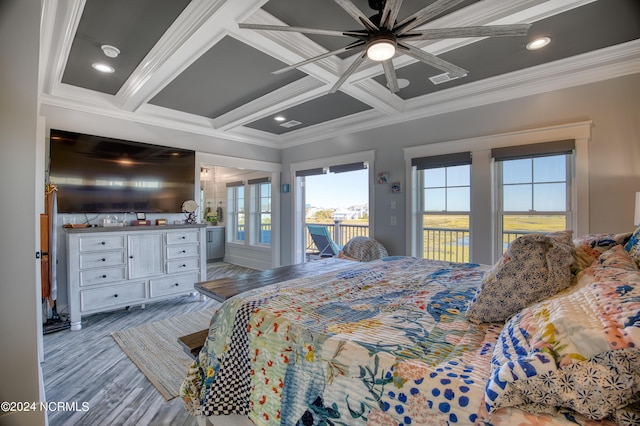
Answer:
top-left (465, 230), bottom-right (575, 324)
top-left (573, 232), bottom-right (632, 276)
top-left (340, 236), bottom-right (388, 262)
top-left (624, 225), bottom-right (640, 265)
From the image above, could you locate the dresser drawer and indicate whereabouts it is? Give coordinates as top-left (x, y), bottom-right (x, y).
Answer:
top-left (80, 267), bottom-right (126, 287)
top-left (79, 235), bottom-right (126, 252)
top-left (79, 251), bottom-right (126, 270)
top-left (80, 282), bottom-right (146, 312)
top-left (166, 244), bottom-right (199, 259)
top-left (166, 258), bottom-right (199, 274)
top-left (166, 231), bottom-right (199, 245)
top-left (149, 273), bottom-right (198, 298)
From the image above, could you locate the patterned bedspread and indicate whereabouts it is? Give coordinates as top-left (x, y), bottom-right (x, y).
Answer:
top-left (181, 257), bottom-right (620, 425)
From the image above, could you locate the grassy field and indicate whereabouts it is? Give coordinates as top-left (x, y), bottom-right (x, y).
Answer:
top-left (423, 214), bottom-right (565, 232)
top-left (422, 214), bottom-right (566, 262)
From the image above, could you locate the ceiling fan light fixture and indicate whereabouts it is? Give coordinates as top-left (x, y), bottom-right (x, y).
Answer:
top-left (366, 34), bottom-right (396, 61)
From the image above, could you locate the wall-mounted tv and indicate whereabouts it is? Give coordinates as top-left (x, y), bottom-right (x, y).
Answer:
top-left (49, 129), bottom-right (195, 213)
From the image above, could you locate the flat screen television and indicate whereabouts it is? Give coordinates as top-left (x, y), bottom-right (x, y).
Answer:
top-left (49, 129), bottom-right (195, 213)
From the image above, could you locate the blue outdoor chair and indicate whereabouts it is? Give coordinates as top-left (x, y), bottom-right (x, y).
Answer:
top-left (307, 224), bottom-right (342, 257)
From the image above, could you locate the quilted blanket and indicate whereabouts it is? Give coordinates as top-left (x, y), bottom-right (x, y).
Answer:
top-left (181, 256), bottom-right (633, 425)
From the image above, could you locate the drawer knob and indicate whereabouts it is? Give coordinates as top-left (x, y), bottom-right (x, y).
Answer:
top-left (114, 294), bottom-right (118, 298)
top-left (181, 264), bottom-right (186, 268)
top-left (174, 283), bottom-right (179, 287)
top-left (129, 256), bottom-right (134, 259)
top-left (181, 236), bottom-right (186, 239)
top-left (101, 241), bottom-right (106, 245)
top-left (101, 258), bottom-right (106, 262)
top-left (102, 274), bottom-right (107, 278)
top-left (182, 250), bottom-right (186, 253)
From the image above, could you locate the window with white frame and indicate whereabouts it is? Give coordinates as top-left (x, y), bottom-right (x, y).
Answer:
top-left (414, 152), bottom-right (471, 263)
top-left (407, 132), bottom-right (584, 265)
top-left (493, 140), bottom-right (574, 256)
top-left (249, 178), bottom-right (271, 245)
top-left (227, 182), bottom-right (245, 242)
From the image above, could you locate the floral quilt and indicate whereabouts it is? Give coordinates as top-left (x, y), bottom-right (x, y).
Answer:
top-left (181, 255), bottom-right (636, 425)
top-left (182, 257), bottom-right (500, 425)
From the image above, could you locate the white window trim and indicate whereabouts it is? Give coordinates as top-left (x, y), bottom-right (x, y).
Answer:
top-left (228, 185), bottom-right (245, 243)
top-left (196, 152), bottom-right (281, 267)
top-left (289, 150), bottom-right (376, 265)
top-left (404, 121), bottom-right (591, 265)
top-left (494, 154), bottom-right (573, 261)
top-left (251, 182), bottom-right (271, 247)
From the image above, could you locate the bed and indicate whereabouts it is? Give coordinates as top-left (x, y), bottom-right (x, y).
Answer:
top-left (181, 229), bottom-right (640, 426)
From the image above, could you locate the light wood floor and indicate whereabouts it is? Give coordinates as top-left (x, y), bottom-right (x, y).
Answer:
top-left (42, 262), bottom-right (255, 426)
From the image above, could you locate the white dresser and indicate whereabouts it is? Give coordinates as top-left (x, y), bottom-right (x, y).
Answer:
top-left (65, 224), bottom-right (207, 330)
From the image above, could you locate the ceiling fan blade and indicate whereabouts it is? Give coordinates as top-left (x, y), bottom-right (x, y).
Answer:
top-left (401, 24), bottom-right (531, 41)
top-left (395, 0), bottom-right (467, 35)
top-left (239, 22), bottom-right (363, 38)
top-left (380, 0), bottom-right (403, 30)
top-left (329, 51), bottom-right (367, 93)
top-left (398, 42), bottom-right (468, 77)
top-left (272, 42), bottom-right (365, 75)
top-left (382, 60), bottom-right (399, 93)
top-left (334, 0), bottom-right (379, 32)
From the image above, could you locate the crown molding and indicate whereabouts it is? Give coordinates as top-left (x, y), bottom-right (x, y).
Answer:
top-left (41, 40), bottom-right (640, 150)
top-left (276, 40), bottom-right (640, 148)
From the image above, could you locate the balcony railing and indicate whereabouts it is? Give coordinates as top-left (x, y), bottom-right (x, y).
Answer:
top-left (422, 227), bottom-right (537, 263)
top-left (304, 222), bottom-right (537, 260)
top-left (305, 220), bottom-right (369, 253)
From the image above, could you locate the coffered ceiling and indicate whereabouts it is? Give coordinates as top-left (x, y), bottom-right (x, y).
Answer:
top-left (40, 0), bottom-right (640, 148)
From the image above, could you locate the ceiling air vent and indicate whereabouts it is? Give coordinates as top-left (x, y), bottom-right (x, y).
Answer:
top-left (280, 120), bottom-right (302, 128)
top-left (429, 72), bottom-right (463, 85)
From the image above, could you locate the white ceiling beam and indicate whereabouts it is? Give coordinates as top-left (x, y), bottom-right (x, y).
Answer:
top-left (212, 77), bottom-right (326, 130)
top-left (40, 0), bottom-right (85, 96)
top-left (115, 0), bottom-right (267, 112)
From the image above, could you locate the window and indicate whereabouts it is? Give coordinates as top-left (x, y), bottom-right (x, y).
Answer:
top-left (406, 123), bottom-right (589, 265)
top-left (227, 183), bottom-right (245, 241)
top-left (414, 152), bottom-right (471, 262)
top-left (250, 180), bottom-right (271, 245)
top-left (496, 153), bottom-right (571, 254)
top-left (291, 151), bottom-right (374, 264)
top-left (300, 162), bottom-right (369, 254)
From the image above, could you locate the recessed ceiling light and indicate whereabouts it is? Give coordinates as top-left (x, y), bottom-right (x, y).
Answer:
top-left (274, 115), bottom-right (286, 122)
top-left (526, 37), bottom-right (551, 50)
top-left (92, 63), bottom-right (115, 73)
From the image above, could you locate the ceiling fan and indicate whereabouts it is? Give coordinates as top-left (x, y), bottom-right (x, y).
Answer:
top-left (239, 0), bottom-right (531, 93)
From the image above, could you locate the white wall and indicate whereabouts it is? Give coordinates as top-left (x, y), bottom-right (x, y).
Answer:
top-left (0, 1), bottom-right (47, 425)
top-left (280, 73), bottom-right (640, 262)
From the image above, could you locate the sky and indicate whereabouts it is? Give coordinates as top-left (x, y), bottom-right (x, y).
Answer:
top-left (305, 169), bottom-right (368, 209)
top-left (303, 155), bottom-right (566, 212)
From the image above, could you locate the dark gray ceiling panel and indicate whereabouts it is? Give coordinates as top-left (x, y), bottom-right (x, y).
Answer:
top-left (245, 92), bottom-right (372, 135)
top-left (62, 0), bottom-right (191, 95)
top-left (374, 0), bottom-right (640, 99)
top-left (149, 36), bottom-right (306, 118)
